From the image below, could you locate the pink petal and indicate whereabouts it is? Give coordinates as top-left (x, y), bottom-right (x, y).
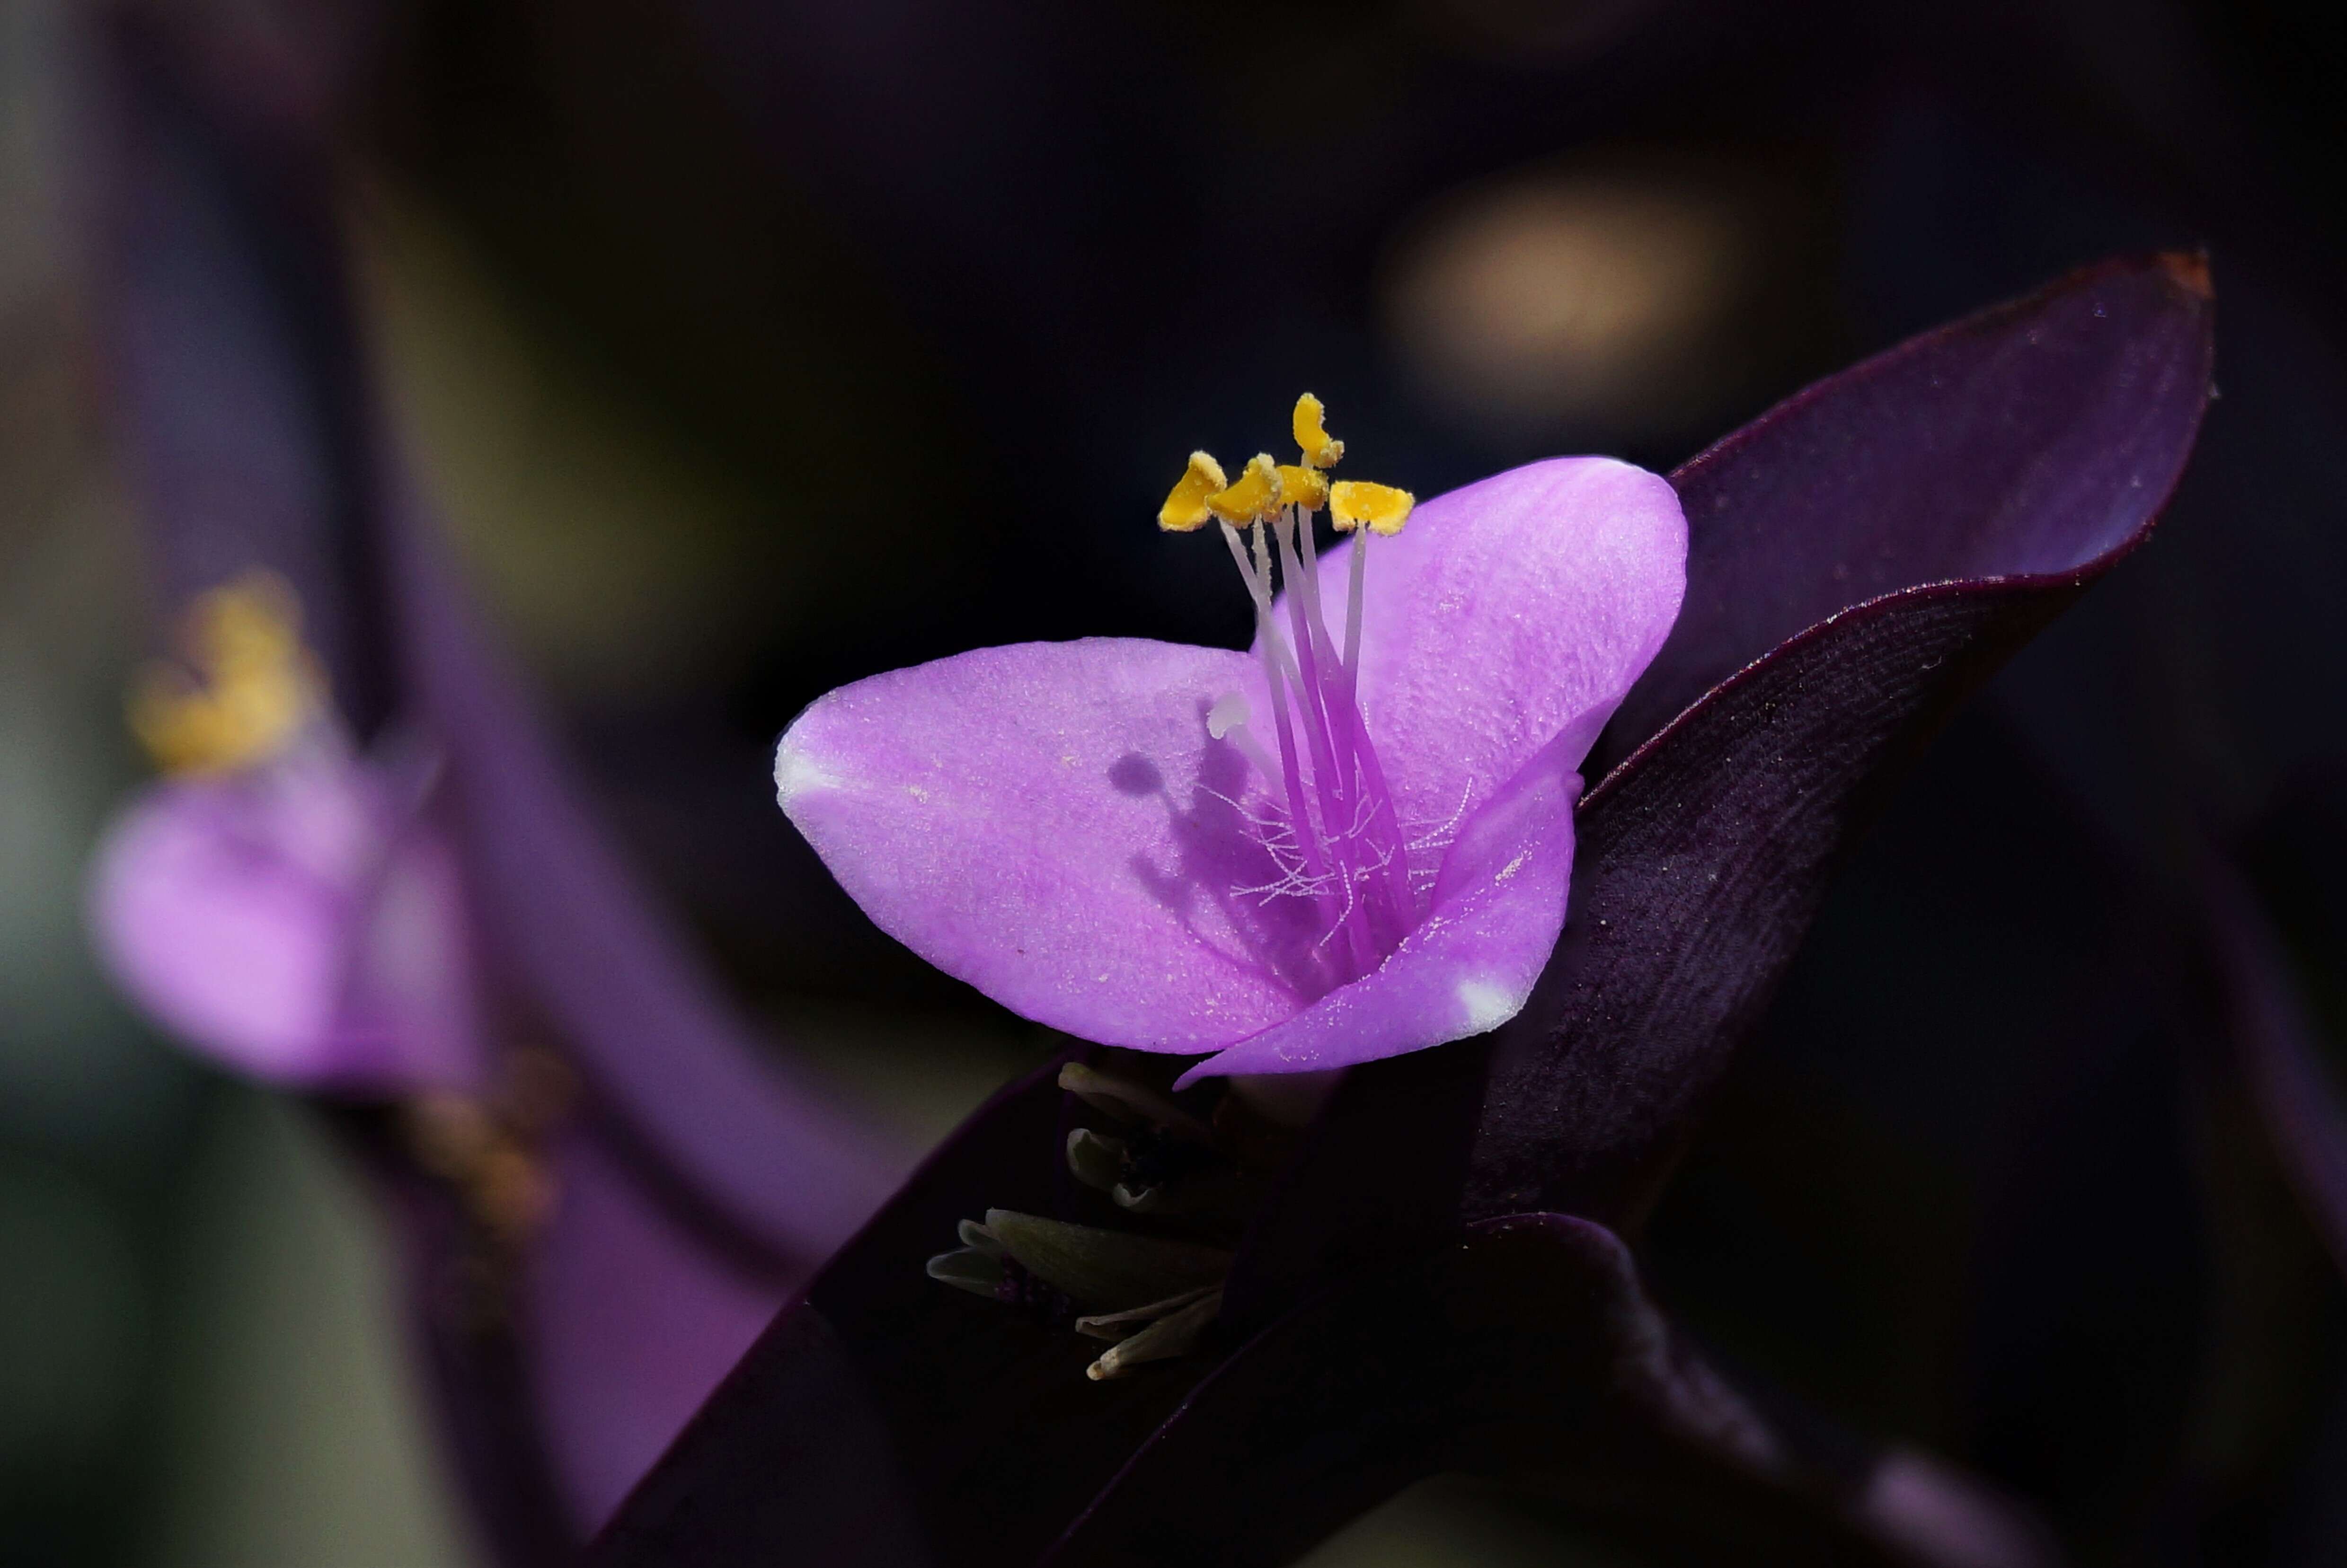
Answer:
top-left (86, 756), bottom-right (482, 1091)
top-left (1177, 714), bottom-right (1592, 1082)
top-left (775, 638), bottom-right (1320, 1052)
top-left (1289, 457), bottom-right (1686, 829)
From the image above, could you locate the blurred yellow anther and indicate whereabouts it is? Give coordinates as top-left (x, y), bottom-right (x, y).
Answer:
top-left (128, 570), bottom-right (324, 775)
top-left (1275, 463), bottom-right (1329, 512)
top-left (1158, 450), bottom-right (1229, 532)
top-left (1292, 393), bottom-right (1345, 469)
top-left (1206, 454), bottom-right (1284, 525)
top-left (1329, 480), bottom-right (1416, 536)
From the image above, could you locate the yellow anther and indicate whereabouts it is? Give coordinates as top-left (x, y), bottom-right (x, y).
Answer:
top-left (1329, 480), bottom-right (1415, 536)
top-left (1206, 454), bottom-right (1285, 525)
top-left (1292, 393), bottom-right (1345, 470)
top-left (128, 570), bottom-right (324, 775)
top-left (1275, 463), bottom-right (1329, 512)
top-left (1157, 450), bottom-right (1229, 532)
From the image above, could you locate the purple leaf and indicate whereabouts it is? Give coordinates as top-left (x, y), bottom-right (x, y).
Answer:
top-left (1467, 253), bottom-right (2213, 1223)
top-left (384, 516), bottom-right (902, 1268)
top-left (1590, 253), bottom-right (2221, 782)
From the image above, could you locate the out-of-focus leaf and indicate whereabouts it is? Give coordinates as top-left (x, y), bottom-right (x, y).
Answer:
top-left (384, 521), bottom-right (902, 1266)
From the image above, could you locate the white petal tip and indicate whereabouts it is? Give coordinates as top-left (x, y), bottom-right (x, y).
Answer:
top-left (773, 738), bottom-right (842, 808)
top-left (1455, 978), bottom-right (1523, 1035)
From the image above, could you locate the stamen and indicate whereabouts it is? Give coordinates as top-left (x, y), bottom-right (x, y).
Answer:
top-left (1200, 786), bottom-right (1299, 845)
top-left (1157, 451), bottom-right (1227, 532)
top-left (1157, 397), bottom-right (1428, 979)
top-left (1406, 783), bottom-right (1477, 854)
top-left (1230, 864), bottom-right (1332, 904)
top-left (1292, 393), bottom-right (1345, 469)
top-left (1275, 463), bottom-right (1329, 511)
top-left (1308, 482), bottom-right (1421, 931)
top-left (1272, 512), bottom-right (1377, 972)
top-left (1217, 519), bottom-right (1268, 602)
top-left (1205, 454), bottom-right (1284, 525)
top-left (130, 569), bottom-right (325, 775)
top-left (1218, 520), bottom-right (1337, 928)
top-left (1344, 528), bottom-right (1368, 672)
top-left (1285, 512), bottom-right (1420, 956)
top-left (1328, 480), bottom-right (1415, 536)
top-left (1318, 601), bottom-right (1416, 936)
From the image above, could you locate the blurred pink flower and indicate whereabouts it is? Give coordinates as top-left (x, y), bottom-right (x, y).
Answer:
top-left (89, 737), bottom-right (485, 1093)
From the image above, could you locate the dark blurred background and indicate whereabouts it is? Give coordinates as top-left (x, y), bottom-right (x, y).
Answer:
top-left (7, 0), bottom-right (2347, 1562)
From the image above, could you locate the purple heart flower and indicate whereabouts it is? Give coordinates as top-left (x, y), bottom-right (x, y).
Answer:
top-left (777, 415), bottom-right (1685, 1084)
top-left (88, 573), bottom-right (486, 1094)
top-left (593, 254), bottom-right (2215, 1568)
top-left (89, 748), bottom-right (484, 1092)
